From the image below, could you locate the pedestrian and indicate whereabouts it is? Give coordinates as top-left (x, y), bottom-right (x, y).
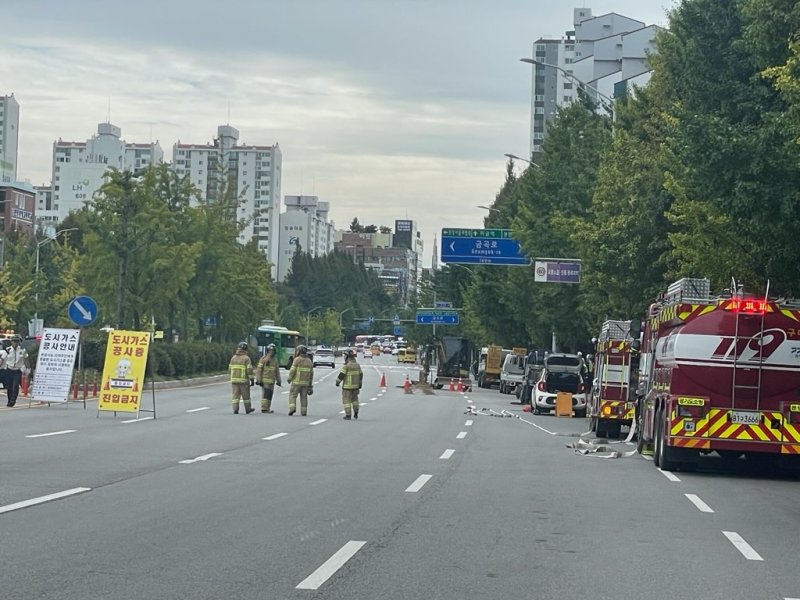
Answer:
top-left (229, 342), bottom-right (255, 414)
top-left (335, 348), bottom-right (362, 420)
top-left (255, 343), bottom-right (282, 413)
top-left (287, 345), bottom-right (313, 416)
top-left (1, 336), bottom-right (29, 407)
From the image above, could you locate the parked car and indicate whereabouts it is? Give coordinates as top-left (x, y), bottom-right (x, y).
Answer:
top-left (312, 347), bottom-right (336, 368)
top-left (532, 353), bottom-right (587, 417)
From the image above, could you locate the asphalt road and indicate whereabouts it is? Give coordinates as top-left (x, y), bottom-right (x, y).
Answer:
top-left (1, 353), bottom-right (799, 599)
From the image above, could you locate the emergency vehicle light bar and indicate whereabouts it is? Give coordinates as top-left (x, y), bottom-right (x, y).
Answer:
top-left (722, 299), bottom-right (766, 314)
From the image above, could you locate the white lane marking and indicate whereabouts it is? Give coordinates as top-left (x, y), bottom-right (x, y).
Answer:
top-left (186, 407), bottom-right (211, 413)
top-left (338, 410), bottom-right (346, 415)
top-left (309, 419), bottom-right (327, 426)
top-left (121, 416), bottom-right (154, 424)
top-left (405, 474), bottom-right (433, 493)
top-left (658, 468), bottom-right (681, 482)
top-left (722, 531), bottom-right (764, 561)
top-left (25, 429), bottom-right (76, 438)
top-left (296, 540), bottom-right (366, 590)
top-left (370, 397), bottom-right (377, 401)
top-left (642, 454), bottom-right (654, 461)
top-left (263, 433), bottom-right (289, 441)
top-left (465, 420), bottom-right (473, 427)
top-left (0, 487), bottom-right (91, 514)
top-left (179, 452), bottom-right (222, 464)
top-left (685, 494), bottom-right (714, 513)
top-left (456, 431), bottom-right (468, 439)
top-left (440, 449), bottom-right (455, 460)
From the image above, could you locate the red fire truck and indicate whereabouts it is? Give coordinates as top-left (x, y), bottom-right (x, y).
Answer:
top-left (637, 278), bottom-right (800, 471)
top-left (589, 320), bottom-right (639, 439)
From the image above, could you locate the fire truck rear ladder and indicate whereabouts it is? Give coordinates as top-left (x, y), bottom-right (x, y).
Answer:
top-left (730, 279), bottom-right (769, 411)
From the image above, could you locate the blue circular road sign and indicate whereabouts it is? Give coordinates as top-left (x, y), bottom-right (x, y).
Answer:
top-left (68, 295), bottom-right (98, 326)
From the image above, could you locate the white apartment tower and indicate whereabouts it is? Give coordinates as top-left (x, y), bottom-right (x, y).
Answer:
top-left (172, 125), bottom-right (282, 277)
top-left (39, 122), bottom-right (163, 227)
top-left (276, 195), bottom-right (335, 282)
top-left (528, 8), bottom-right (658, 156)
top-left (0, 94), bottom-right (20, 183)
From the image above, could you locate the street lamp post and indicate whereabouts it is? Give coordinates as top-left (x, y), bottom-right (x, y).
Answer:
top-left (519, 58), bottom-right (615, 115)
top-left (338, 307), bottom-right (355, 330)
top-left (34, 228), bottom-right (79, 333)
top-left (503, 153), bottom-right (541, 168)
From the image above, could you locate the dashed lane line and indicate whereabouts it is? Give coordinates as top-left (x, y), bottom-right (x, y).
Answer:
top-left (186, 407), bottom-right (211, 413)
top-left (440, 449), bottom-right (455, 460)
top-left (120, 416), bottom-right (154, 424)
top-left (456, 431), bottom-right (468, 440)
top-left (296, 540), bottom-right (367, 590)
top-left (465, 420), bottom-right (473, 427)
top-left (179, 452), bottom-right (222, 464)
top-left (309, 419), bottom-right (327, 426)
top-left (25, 429), bottom-right (76, 438)
top-left (658, 468), bottom-right (681, 482)
top-left (722, 531), bottom-right (764, 561)
top-left (405, 474), bottom-right (432, 493)
top-left (0, 487), bottom-right (91, 515)
top-left (685, 493), bottom-right (714, 513)
top-left (263, 432), bottom-right (289, 441)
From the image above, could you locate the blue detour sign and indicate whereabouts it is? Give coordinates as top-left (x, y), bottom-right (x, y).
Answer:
top-left (416, 310), bottom-right (460, 325)
top-left (68, 295), bottom-right (98, 326)
top-left (440, 228), bottom-right (530, 266)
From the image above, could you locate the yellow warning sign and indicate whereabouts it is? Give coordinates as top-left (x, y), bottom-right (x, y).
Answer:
top-left (98, 330), bottom-right (151, 413)
top-left (677, 397), bottom-right (705, 406)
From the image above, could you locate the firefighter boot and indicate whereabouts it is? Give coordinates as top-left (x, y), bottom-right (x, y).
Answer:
top-left (232, 400), bottom-right (240, 414)
top-left (343, 414), bottom-right (351, 420)
top-left (244, 402), bottom-right (255, 414)
top-left (353, 410), bottom-right (358, 420)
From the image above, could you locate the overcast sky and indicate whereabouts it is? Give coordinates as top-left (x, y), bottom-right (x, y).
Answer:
top-left (1, 0), bottom-right (672, 266)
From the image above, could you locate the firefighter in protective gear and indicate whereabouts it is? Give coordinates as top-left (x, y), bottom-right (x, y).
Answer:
top-left (255, 343), bottom-right (282, 413)
top-left (287, 345), bottom-right (313, 416)
top-left (336, 348), bottom-right (363, 420)
top-left (229, 342), bottom-right (255, 414)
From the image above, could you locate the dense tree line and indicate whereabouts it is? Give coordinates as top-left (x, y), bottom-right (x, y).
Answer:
top-left (434, 0), bottom-right (800, 352)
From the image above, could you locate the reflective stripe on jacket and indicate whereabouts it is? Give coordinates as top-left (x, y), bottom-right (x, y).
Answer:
top-left (229, 351), bottom-right (252, 383)
top-left (338, 361), bottom-right (362, 390)
top-left (256, 355), bottom-right (281, 386)
top-left (289, 356), bottom-right (313, 386)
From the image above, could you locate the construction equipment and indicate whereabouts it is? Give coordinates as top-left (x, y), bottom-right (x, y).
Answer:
top-left (476, 345), bottom-right (508, 389)
top-left (432, 336), bottom-right (474, 390)
top-left (637, 277), bottom-right (800, 472)
top-left (588, 320), bottom-right (639, 439)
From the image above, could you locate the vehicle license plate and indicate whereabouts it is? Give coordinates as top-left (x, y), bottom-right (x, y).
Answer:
top-left (730, 411), bottom-right (761, 425)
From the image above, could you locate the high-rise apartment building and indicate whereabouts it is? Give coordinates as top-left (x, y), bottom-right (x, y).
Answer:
top-left (276, 195), bottom-right (335, 282)
top-left (528, 8), bottom-right (658, 156)
top-left (39, 122), bottom-right (163, 227)
top-left (172, 125), bottom-right (282, 277)
top-left (0, 94), bottom-right (20, 183)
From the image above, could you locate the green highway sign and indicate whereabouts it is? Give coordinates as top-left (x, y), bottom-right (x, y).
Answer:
top-left (441, 228), bottom-right (513, 239)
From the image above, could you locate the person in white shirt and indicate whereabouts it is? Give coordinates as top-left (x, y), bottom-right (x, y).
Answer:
top-left (1, 337), bottom-right (28, 407)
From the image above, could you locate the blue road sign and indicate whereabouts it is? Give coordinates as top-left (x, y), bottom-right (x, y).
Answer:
top-left (416, 310), bottom-right (460, 325)
top-left (393, 325), bottom-right (404, 336)
top-left (68, 295), bottom-right (98, 326)
top-left (368, 314), bottom-right (375, 324)
top-left (440, 228), bottom-right (530, 266)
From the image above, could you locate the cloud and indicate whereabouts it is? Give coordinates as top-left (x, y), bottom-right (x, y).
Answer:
top-left (2, 0), bottom-right (670, 265)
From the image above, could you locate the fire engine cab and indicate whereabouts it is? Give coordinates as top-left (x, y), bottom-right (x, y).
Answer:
top-left (637, 277), bottom-right (800, 471)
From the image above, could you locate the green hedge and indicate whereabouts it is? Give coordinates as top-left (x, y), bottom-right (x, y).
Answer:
top-left (43, 338), bottom-right (239, 379)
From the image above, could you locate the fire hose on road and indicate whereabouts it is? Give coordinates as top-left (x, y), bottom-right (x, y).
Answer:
top-left (464, 406), bottom-right (639, 459)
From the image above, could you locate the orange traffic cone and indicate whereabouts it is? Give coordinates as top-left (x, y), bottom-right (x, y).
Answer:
top-left (379, 373), bottom-right (387, 388)
top-left (403, 375), bottom-right (412, 394)
top-left (21, 373), bottom-right (29, 396)
top-left (449, 378), bottom-right (455, 391)
top-left (457, 378), bottom-right (464, 392)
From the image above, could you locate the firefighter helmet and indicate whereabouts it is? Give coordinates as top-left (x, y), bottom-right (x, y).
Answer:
top-left (238, 342), bottom-right (248, 351)
top-left (297, 345), bottom-right (308, 355)
top-left (266, 343), bottom-right (276, 352)
top-left (343, 348), bottom-right (356, 359)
